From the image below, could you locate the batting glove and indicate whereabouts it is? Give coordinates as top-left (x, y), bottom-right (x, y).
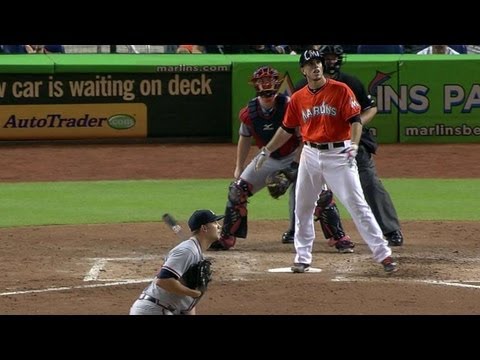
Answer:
top-left (340, 144), bottom-right (358, 167)
top-left (255, 146), bottom-right (271, 171)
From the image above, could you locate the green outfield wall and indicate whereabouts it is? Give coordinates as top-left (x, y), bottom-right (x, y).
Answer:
top-left (1, 54), bottom-right (479, 143)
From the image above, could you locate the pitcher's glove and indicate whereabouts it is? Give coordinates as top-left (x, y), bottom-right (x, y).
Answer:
top-left (266, 162), bottom-right (298, 199)
top-left (183, 259), bottom-right (212, 293)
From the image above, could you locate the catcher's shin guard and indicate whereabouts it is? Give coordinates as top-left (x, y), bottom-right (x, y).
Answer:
top-left (221, 179), bottom-right (252, 239)
top-left (210, 233), bottom-right (236, 250)
top-left (314, 190), bottom-right (346, 240)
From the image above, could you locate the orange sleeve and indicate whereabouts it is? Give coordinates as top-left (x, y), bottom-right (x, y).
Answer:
top-left (283, 93), bottom-right (301, 128)
top-left (339, 86), bottom-right (361, 122)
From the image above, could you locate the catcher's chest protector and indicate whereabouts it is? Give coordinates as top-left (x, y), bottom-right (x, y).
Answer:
top-left (248, 95), bottom-right (287, 150)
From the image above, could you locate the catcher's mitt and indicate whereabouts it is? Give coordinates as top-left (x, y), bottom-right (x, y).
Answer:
top-left (265, 162), bottom-right (298, 199)
top-left (266, 170), bottom-right (291, 199)
top-left (183, 259), bottom-right (212, 292)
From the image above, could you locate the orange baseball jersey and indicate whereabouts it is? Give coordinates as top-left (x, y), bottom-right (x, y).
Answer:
top-left (283, 78), bottom-right (361, 143)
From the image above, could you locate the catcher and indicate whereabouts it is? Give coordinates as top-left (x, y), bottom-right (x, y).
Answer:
top-left (210, 65), bottom-right (301, 251)
top-left (130, 209), bottom-right (223, 315)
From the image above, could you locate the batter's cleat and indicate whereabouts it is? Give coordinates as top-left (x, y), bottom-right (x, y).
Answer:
top-left (381, 256), bottom-right (398, 273)
top-left (385, 230), bottom-right (404, 247)
top-left (291, 263), bottom-right (310, 273)
top-left (281, 229), bottom-right (294, 244)
top-left (328, 235), bottom-right (355, 253)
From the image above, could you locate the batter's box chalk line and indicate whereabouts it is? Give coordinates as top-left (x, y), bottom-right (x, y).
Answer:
top-left (267, 267), bottom-right (322, 273)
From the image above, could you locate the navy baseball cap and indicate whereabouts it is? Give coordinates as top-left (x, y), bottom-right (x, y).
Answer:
top-left (299, 49), bottom-right (323, 66)
top-left (188, 210), bottom-right (224, 231)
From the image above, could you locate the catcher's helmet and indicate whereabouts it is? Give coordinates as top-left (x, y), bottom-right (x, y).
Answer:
top-left (250, 66), bottom-right (282, 97)
top-left (318, 45), bottom-right (344, 76)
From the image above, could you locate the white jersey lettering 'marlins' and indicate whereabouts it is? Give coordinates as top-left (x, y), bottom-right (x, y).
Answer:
top-left (301, 101), bottom-right (337, 121)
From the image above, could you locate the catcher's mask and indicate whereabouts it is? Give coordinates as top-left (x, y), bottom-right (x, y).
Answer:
top-left (250, 66), bottom-right (282, 97)
top-left (318, 45), bottom-right (344, 76)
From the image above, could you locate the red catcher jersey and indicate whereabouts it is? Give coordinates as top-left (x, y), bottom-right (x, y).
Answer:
top-left (283, 78), bottom-right (361, 143)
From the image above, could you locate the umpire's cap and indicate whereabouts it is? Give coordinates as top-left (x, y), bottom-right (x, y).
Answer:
top-left (188, 210), bottom-right (224, 231)
top-left (299, 49), bottom-right (324, 66)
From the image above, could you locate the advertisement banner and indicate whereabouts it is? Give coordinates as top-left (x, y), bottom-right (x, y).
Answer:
top-left (398, 56), bottom-right (480, 143)
top-left (145, 71), bottom-right (231, 138)
top-left (343, 55), bottom-right (400, 143)
top-left (0, 103), bottom-right (146, 140)
top-left (230, 55), bottom-right (400, 144)
top-left (0, 70), bottom-right (231, 140)
top-left (3, 54), bottom-right (480, 143)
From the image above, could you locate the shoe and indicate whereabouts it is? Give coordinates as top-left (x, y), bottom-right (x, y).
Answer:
top-left (381, 256), bottom-right (398, 273)
top-left (385, 230), bottom-right (404, 247)
top-left (208, 234), bottom-right (236, 251)
top-left (327, 237), bottom-right (338, 247)
top-left (291, 263), bottom-right (310, 273)
top-left (328, 235), bottom-right (355, 253)
top-left (208, 240), bottom-right (228, 251)
top-left (281, 229), bottom-right (294, 244)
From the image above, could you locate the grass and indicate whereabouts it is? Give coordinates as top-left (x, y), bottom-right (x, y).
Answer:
top-left (0, 178), bottom-right (478, 228)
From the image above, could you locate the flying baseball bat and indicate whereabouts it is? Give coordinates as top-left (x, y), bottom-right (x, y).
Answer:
top-left (162, 213), bottom-right (188, 241)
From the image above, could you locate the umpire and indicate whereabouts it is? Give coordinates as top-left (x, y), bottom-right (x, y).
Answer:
top-left (129, 209), bottom-right (223, 315)
top-left (296, 45), bottom-right (403, 246)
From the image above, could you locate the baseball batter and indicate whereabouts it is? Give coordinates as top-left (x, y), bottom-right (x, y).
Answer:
top-left (296, 45), bottom-right (404, 247)
top-left (129, 209), bottom-right (223, 315)
top-left (210, 66), bottom-right (301, 250)
top-left (255, 49), bottom-right (398, 274)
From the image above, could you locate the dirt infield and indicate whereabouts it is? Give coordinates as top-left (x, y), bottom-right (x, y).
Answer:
top-left (1, 143), bottom-right (479, 315)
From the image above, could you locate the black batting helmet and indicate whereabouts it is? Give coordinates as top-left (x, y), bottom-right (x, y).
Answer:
top-left (319, 45), bottom-right (344, 76)
top-left (299, 49), bottom-right (325, 67)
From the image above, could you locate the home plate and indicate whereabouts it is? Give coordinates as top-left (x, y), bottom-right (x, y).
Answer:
top-left (268, 267), bottom-right (322, 273)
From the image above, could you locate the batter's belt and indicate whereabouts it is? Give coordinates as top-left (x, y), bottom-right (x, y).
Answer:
top-left (304, 141), bottom-right (346, 150)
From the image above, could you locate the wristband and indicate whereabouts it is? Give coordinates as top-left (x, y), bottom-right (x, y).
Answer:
top-left (261, 146), bottom-right (271, 156)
